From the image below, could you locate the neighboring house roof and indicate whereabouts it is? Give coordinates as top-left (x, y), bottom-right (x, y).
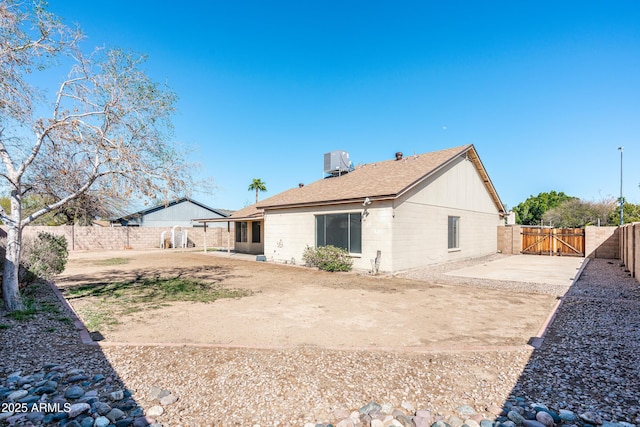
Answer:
top-left (113, 197), bottom-right (230, 222)
top-left (257, 144), bottom-right (504, 212)
top-left (214, 208), bottom-right (235, 217)
top-left (197, 203), bottom-right (263, 223)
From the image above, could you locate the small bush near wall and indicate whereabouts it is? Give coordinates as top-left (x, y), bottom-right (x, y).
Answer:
top-left (0, 232), bottom-right (68, 291)
top-left (303, 245), bottom-right (353, 272)
top-left (17, 233), bottom-right (69, 287)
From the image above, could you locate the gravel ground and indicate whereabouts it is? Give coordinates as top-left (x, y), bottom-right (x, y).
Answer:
top-left (1, 256), bottom-right (638, 426)
top-left (511, 258), bottom-right (640, 424)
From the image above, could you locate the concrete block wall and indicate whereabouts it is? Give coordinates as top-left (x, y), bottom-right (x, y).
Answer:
top-left (585, 226), bottom-right (619, 259)
top-left (625, 225), bottom-right (634, 275)
top-left (635, 225), bottom-right (640, 280)
top-left (619, 222), bottom-right (638, 279)
top-left (1, 226), bottom-right (234, 251)
top-left (497, 225), bottom-right (521, 255)
top-left (499, 225), bottom-right (620, 260)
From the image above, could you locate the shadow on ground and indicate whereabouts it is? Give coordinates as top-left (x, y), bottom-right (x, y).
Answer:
top-left (5, 253), bottom-right (639, 426)
top-left (504, 258), bottom-right (640, 424)
top-left (58, 264), bottom-right (236, 290)
top-left (0, 281), bottom-right (169, 426)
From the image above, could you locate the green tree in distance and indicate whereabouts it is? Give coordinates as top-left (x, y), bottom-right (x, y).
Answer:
top-left (248, 178), bottom-right (267, 204)
top-left (512, 191), bottom-right (576, 225)
top-left (608, 200), bottom-right (640, 226)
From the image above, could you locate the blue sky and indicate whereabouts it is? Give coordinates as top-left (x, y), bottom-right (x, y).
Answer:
top-left (46, 1), bottom-right (640, 211)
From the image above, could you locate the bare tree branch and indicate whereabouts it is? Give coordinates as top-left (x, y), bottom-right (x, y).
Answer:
top-left (0, 0), bottom-right (203, 311)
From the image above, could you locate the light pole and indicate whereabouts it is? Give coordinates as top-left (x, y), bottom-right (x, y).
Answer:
top-left (618, 146), bottom-right (624, 225)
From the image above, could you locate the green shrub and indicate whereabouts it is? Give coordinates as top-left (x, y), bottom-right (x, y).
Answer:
top-left (302, 245), bottom-right (353, 272)
top-left (23, 232), bottom-right (69, 283)
top-left (302, 245), bottom-right (318, 267)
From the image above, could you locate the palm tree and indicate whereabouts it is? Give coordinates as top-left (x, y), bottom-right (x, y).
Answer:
top-left (248, 178), bottom-right (267, 203)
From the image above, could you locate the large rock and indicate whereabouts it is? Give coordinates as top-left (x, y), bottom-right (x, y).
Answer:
top-left (115, 418), bottom-right (135, 427)
top-left (558, 411), bottom-right (578, 423)
top-left (68, 402), bottom-right (90, 418)
top-left (7, 389), bottom-right (29, 400)
top-left (535, 412), bottom-right (554, 427)
top-left (64, 385), bottom-right (85, 400)
top-left (457, 405), bottom-right (477, 418)
top-left (159, 394), bottom-right (178, 406)
top-left (508, 411), bottom-right (525, 426)
top-left (148, 386), bottom-right (171, 401)
top-left (146, 406), bottom-right (164, 417)
top-left (360, 402), bottom-right (383, 415)
top-left (109, 390), bottom-right (125, 401)
top-left (523, 420), bottom-right (546, 427)
top-left (94, 417), bottom-right (111, 427)
top-left (106, 408), bottom-right (126, 421)
top-left (580, 412), bottom-right (603, 425)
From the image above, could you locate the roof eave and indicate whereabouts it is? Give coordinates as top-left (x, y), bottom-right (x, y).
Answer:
top-left (465, 146), bottom-right (505, 213)
top-left (258, 195), bottom-right (396, 211)
top-left (195, 214), bottom-right (264, 223)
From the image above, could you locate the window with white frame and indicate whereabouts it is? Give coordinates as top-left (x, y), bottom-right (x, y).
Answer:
top-left (448, 216), bottom-right (460, 249)
top-left (315, 213), bottom-right (362, 254)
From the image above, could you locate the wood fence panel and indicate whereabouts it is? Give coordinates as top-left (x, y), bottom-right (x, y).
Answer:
top-left (521, 227), bottom-right (585, 256)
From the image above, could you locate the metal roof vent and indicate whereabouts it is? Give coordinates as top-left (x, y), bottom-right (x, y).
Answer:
top-left (324, 150), bottom-right (352, 177)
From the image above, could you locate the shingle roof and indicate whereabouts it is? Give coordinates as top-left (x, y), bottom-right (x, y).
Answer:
top-left (226, 204), bottom-right (263, 220)
top-left (257, 144), bottom-right (503, 211)
top-left (197, 203), bottom-right (263, 222)
top-left (113, 197), bottom-right (229, 221)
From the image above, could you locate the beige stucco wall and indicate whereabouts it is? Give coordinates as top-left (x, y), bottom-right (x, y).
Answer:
top-left (391, 156), bottom-right (501, 271)
top-left (264, 155), bottom-right (502, 273)
top-left (264, 203), bottom-right (393, 271)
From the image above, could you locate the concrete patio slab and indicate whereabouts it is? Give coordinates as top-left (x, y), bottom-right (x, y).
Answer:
top-left (445, 255), bottom-right (586, 287)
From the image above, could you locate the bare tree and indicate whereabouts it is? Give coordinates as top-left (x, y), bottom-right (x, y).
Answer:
top-left (0, 1), bottom-right (196, 310)
top-left (542, 198), bottom-right (617, 228)
top-left (0, 192), bottom-right (126, 226)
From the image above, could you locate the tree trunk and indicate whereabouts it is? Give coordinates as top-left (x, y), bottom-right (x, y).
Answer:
top-left (2, 192), bottom-right (24, 311)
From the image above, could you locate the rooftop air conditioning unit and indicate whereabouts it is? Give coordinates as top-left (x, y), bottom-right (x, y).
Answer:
top-left (324, 150), bottom-right (351, 176)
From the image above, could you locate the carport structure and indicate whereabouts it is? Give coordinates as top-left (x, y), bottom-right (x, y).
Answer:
top-left (195, 203), bottom-right (264, 255)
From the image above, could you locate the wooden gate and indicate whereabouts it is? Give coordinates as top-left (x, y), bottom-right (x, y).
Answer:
top-left (521, 227), bottom-right (585, 256)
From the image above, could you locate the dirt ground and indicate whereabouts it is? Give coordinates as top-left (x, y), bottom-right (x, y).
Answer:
top-left (56, 249), bottom-right (558, 350)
